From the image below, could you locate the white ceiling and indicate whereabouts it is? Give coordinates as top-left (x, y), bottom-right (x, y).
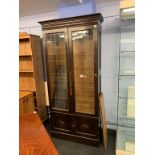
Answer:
top-left (19, 0), bottom-right (119, 17)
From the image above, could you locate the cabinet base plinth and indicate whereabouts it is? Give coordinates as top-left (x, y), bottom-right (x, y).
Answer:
top-left (51, 130), bottom-right (99, 146)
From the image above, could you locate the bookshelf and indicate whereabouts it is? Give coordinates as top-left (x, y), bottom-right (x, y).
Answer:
top-left (19, 32), bottom-right (47, 121)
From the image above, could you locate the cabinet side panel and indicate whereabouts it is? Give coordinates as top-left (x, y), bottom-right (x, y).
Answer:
top-left (30, 36), bottom-right (47, 121)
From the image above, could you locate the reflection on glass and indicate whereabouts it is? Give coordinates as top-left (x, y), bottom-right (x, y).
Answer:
top-left (72, 30), bottom-right (95, 114)
top-left (46, 33), bottom-right (68, 110)
top-left (121, 9), bottom-right (135, 52)
top-left (120, 52), bottom-right (135, 75)
top-left (119, 76), bottom-right (135, 98)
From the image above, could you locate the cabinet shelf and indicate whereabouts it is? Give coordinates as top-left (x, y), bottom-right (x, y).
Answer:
top-left (120, 51), bottom-right (135, 53)
top-left (19, 54), bottom-right (32, 57)
top-left (119, 73), bottom-right (135, 76)
top-left (19, 32), bottom-right (47, 121)
top-left (120, 52), bottom-right (135, 56)
top-left (19, 70), bottom-right (34, 73)
top-left (118, 97), bottom-right (135, 127)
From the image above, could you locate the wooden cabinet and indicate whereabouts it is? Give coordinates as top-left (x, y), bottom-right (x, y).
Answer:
top-left (19, 91), bottom-right (35, 115)
top-left (39, 13), bottom-right (103, 145)
top-left (19, 32), bottom-right (47, 121)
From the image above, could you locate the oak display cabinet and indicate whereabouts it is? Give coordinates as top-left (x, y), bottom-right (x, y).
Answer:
top-left (19, 32), bottom-right (47, 121)
top-left (39, 13), bottom-right (103, 146)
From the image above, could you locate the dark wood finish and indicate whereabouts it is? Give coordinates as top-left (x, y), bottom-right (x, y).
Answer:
top-left (44, 119), bottom-right (116, 155)
top-left (19, 33), bottom-right (47, 121)
top-left (51, 130), bottom-right (99, 146)
top-left (39, 13), bottom-right (103, 146)
top-left (39, 13), bottom-right (103, 30)
top-left (19, 113), bottom-right (59, 155)
top-left (30, 35), bottom-right (47, 121)
top-left (52, 112), bottom-right (71, 133)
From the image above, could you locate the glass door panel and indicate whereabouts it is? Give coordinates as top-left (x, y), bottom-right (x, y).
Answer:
top-left (71, 29), bottom-right (95, 114)
top-left (46, 32), bottom-right (69, 110)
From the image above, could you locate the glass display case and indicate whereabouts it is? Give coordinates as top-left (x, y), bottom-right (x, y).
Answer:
top-left (117, 126), bottom-right (135, 153)
top-left (116, 1), bottom-right (135, 154)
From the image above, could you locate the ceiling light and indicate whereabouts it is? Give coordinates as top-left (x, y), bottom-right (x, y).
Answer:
top-left (78, 0), bottom-right (83, 4)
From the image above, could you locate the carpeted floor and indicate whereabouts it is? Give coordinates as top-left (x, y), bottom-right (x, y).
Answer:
top-left (44, 119), bottom-right (116, 155)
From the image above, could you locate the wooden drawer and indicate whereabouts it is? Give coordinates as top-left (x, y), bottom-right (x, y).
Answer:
top-left (51, 112), bottom-right (98, 138)
top-left (19, 91), bottom-right (35, 115)
top-left (52, 112), bottom-right (71, 133)
top-left (75, 115), bottom-right (98, 138)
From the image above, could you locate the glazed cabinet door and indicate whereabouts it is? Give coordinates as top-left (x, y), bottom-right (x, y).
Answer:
top-left (44, 28), bottom-right (70, 111)
top-left (68, 26), bottom-right (98, 115)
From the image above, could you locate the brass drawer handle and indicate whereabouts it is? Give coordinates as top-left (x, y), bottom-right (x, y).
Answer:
top-left (59, 120), bottom-right (65, 126)
top-left (81, 124), bottom-right (89, 130)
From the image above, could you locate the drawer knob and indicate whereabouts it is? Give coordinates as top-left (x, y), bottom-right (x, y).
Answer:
top-left (81, 124), bottom-right (89, 130)
top-left (71, 123), bottom-right (76, 128)
top-left (59, 120), bottom-right (65, 126)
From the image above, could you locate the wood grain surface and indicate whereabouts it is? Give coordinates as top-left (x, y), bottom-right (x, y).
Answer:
top-left (19, 91), bottom-right (35, 115)
top-left (19, 113), bottom-right (59, 155)
top-left (19, 91), bottom-right (34, 99)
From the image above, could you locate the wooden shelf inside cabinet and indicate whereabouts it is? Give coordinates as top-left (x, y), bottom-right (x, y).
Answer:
top-left (19, 90), bottom-right (34, 99)
top-left (19, 53), bottom-right (32, 57)
top-left (19, 32), bottom-right (47, 121)
top-left (19, 70), bottom-right (34, 73)
top-left (19, 54), bottom-right (32, 57)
